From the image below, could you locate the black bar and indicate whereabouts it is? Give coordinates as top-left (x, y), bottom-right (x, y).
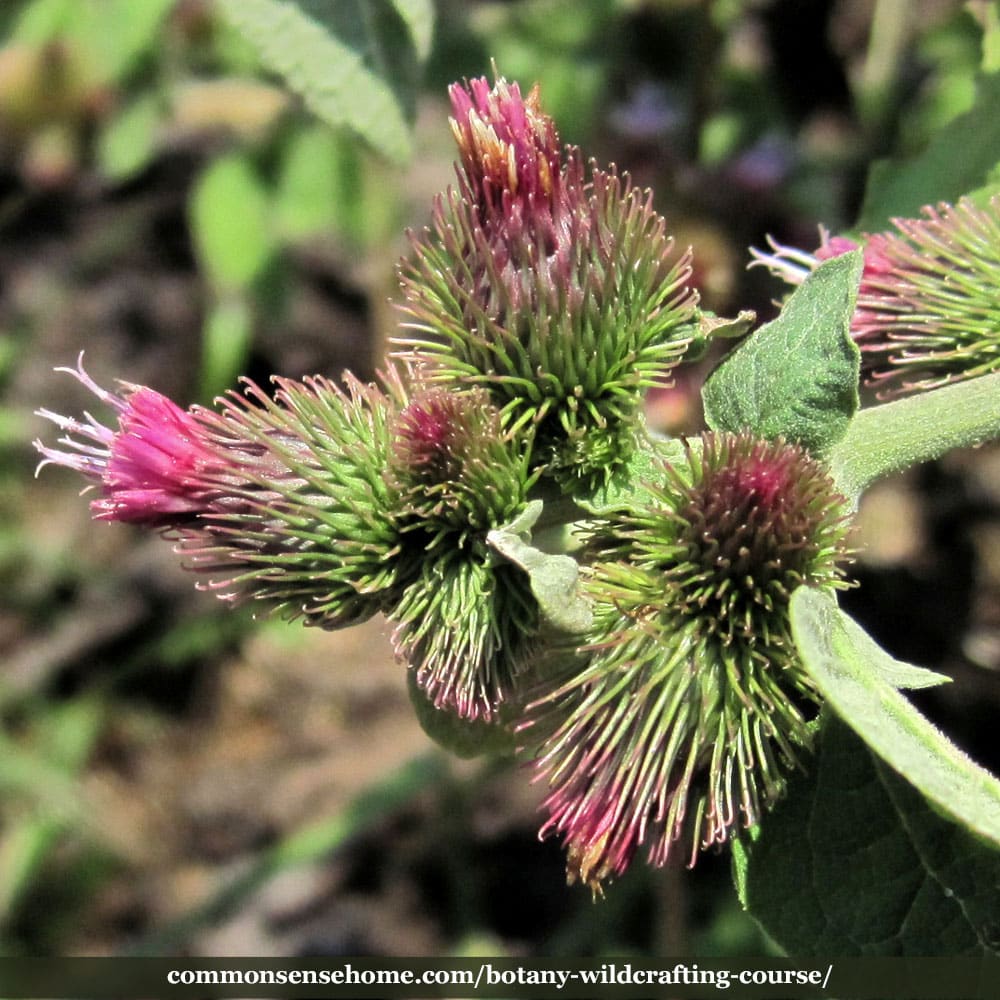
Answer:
top-left (0, 956), bottom-right (998, 999)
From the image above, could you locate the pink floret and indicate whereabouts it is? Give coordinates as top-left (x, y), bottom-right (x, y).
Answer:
top-left (34, 357), bottom-right (224, 527)
top-left (94, 388), bottom-right (221, 522)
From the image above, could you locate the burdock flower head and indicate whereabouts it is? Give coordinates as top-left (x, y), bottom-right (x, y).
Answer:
top-left (528, 431), bottom-right (852, 891)
top-left (35, 356), bottom-right (411, 629)
top-left (397, 74), bottom-right (697, 484)
top-left (386, 387), bottom-right (540, 720)
top-left (750, 196), bottom-right (1000, 394)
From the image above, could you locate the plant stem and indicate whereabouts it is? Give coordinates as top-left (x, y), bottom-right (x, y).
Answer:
top-left (828, 372), bottom-right (1000, 502)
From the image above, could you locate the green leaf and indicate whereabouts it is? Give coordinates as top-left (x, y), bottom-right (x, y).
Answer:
top-left (815, 598), bottom-right (951, 691)
top-left (736, 713), bottom-right (1000, 956)
top-left (0, 817), bottom-right (64, 924)
top-left (190, 152), bottom-right (274, 291)
top-left (0, 731), bottom-right (83, 820)
top-left (390, 0), bottom-right (435, 62)
top-left (287, 0), bottom-right (423, 123)
top-left (274, 125), bottom-right (342, 238)
top-left (790, 587), bottom-right (1000, 850)
top-left (15, 0), bottom-right (176, 83)
top-left (487, 501), bottom-right (592, 634)
top-left (702, 251), bottom-right (862, 454)
top-left (11, 0), bottom-right (74, 43)
top-left (77, 0), bottom-right (176, 83)
top-left (200, 296), bottom-right (254, 402)
top-left (37, 698), bottom-right (103, 772)
top-left (980, 2), bottom-right (1000, 74)
top-left (859, 72), bottom-right (1000, 231)
top-left (273, 125), bottom-right (387, 244)
top-left (216, 0), bottom-right (413, 165)
top-left (96, 92), bottom-right (161, 181)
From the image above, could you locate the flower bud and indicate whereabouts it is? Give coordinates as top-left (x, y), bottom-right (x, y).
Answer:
top-left (35, 357), bottom-right (410, 629)
top-left (398, 75), bottom-right (697, 484)
top-left (386, 387), bottom-right (540, 720)
top-left (448, 76), bottom-right (561, 235)
top-left (389, 386), bottom-right (535, 532)
top-left (850, 198), bottom-right (1000, 393)
top-left (35, 359), bottom-right (236, 525)
top-left (528, 432), bottom-right (852, 891)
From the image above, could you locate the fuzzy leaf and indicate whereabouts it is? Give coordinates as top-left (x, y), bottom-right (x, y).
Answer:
top-left (216, 0), bottom-right (413, 165)
top-left (790, 587), bottom-right (1000, 850)
top-left (735, 714), bottom-right (1000, 956)
top-left (289, 0), bottom-right (424, 124)
top-left (702, 251), bottom-right (862, 453)
top-left (859, 72), bottom-right (1000, 231)
top-left (487, 502), bottom-right (592, 634)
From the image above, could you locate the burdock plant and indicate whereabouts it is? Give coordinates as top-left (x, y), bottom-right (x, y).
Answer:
top-left (387, 387), bottom-right (539, 719)
top-left (34, 68), bottom-right (1000, 938)
top-left (36, 356), bottom-right (412, 628)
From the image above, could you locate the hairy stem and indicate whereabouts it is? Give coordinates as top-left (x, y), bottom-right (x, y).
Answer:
top-left (828, 372), bottom-right (1000, 502)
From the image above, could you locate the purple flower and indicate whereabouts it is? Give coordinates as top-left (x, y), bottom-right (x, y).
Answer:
top-left (34, 355), bottom-right (232, 524)
top-left (448, 75), bottom-right (562, 235)
top-left (399, 74), bottom-right (696, 483)
top-left (35, 357), bottom-right (411, 629)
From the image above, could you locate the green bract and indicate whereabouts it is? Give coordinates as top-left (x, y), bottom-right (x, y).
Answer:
top-left (385, 385), bottom-right (542, 719)
top-left (181, 370), bottom-right (414, 629)
top-left (391, 550), bottom-right (538, 721)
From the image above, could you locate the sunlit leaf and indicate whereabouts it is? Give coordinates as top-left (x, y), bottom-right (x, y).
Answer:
top-left (200, 296), bottom-right (254, 402)
top-left (790, 587), bottom-right (1000, 849)
top-left (15, 0), bottom-right (175, 83)
top-left (189, 152), bottom-right (274, 291)
top-left (702, 251), bottom-right (862, 454)
top-left (217, 0), bottom-right (413, 164)
top-left (390, 0), bottom-right (435, 62)
top-left (859, 73), bottom-right (1000, 231)
top-left (487, 501), bottom-right (592, 635)
top-left (274, 125), bottom-right (349, 239)
top-left (96, 92), bottom-right (160, 181)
